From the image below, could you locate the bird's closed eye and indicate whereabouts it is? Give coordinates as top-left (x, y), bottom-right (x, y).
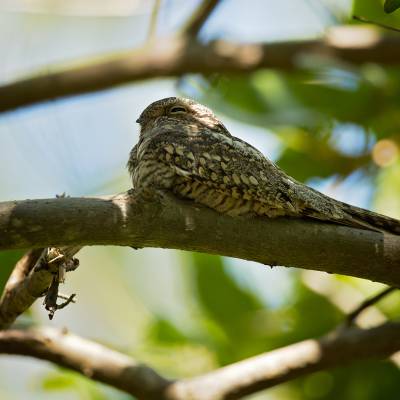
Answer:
top-left (169, 106), bottom-right (187, 114)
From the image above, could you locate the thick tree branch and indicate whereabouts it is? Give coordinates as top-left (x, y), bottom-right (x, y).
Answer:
top-left (0, 29), bottom-right (399, 113)
top-left (1, 323), bottom-right (399, 399)
top-left (1, 191), bottom-right (400, 286)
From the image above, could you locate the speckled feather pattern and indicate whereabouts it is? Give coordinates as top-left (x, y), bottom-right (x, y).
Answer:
top-left (128, 97), bottom-right (400, 234)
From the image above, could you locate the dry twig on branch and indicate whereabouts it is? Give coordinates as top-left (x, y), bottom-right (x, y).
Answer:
top-left (0, 246), bottom-right (80, 329)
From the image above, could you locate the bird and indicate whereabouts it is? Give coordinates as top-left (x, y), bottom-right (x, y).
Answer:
top-left (128, 96), bottom-right (400, 235)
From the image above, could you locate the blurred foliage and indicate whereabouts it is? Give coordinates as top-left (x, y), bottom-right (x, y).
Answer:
top-left (0, 250), bottom-right (23, 293)
top-left (40, 370), bottom-right (132, 400)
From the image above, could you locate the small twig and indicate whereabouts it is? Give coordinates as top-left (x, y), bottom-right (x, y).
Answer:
top-left (346, 286), bottom-right (397, 326)
top-left (40, 247), bottom-right (80, 320)
top-left (181, 0), bottom-right (221, 37)
top-left (353, 15), bottom-right (400, 33)
top-left (0, 246), bottom-right (81, 328)
top-left (54, 293), bottom-right (76, 310)
top-left (147, 0), bottom-right (162, 42)
top-left (45, 290), bottom-right (76, 320)
top-left (43, 273), bottom-right (60, 319)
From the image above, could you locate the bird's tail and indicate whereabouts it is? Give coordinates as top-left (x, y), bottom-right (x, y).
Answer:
top-left (336, 201), bottom-right (400, 235)
top-left (294, 183), bottom-right (400, 235)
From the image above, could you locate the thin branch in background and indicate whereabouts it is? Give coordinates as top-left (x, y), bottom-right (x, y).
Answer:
top-left (181, 0), bottom-right (221, 37)
top-left (346, 286), bottom-right (397, 326)
top-left (1, 32), bottom-right (400, 114)
top-left (0, 323), bottom-right (399, 400)
top-left (0, 327), bottom-right (171, 400)
top-left (147, 0), bottom-right (162, 42)
top-left (353, 15), bottom-right (400, 33)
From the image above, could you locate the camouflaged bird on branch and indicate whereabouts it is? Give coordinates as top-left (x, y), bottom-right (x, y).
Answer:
top-left (128, 97), bottom-right (400, 235)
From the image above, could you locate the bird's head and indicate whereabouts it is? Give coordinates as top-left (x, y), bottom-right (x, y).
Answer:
top-left (136, 97), bottom-right (229, 135)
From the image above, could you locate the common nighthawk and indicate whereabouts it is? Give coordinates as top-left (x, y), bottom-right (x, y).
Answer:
top-left (128, 97), bottom-right (400, 234)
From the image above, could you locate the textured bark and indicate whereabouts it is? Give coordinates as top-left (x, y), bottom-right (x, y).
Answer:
top-left (1, 191), bottom-right (400, 286)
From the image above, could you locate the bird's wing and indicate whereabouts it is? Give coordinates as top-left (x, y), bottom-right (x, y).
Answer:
top-left (138, 126), bottom-right (400, 234)
top-left (143, 126), bottom-right (298, 214)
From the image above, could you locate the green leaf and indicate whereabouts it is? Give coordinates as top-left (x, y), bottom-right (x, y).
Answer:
top-left (353, 0), bottom-right (400, 29)
top-left (384, 0), bottom-right (400, 13)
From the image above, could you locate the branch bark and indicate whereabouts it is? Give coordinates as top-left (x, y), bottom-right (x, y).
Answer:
top-left (0, 29), bottom-right (399, 113)
top-left (1, 323), bottom-right (399, 400)
top-left (1, 191), bottom-right (400, 286)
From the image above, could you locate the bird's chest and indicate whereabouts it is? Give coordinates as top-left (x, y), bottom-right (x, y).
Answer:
top-left (133, 137), bottom-right (178, 193)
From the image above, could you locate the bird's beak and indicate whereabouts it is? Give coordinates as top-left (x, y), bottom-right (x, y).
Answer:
top-left (136, 118), bottom-right (140, 124)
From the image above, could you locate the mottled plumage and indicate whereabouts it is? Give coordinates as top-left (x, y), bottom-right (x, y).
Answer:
top-left (128, 97), bottom-right (400, 234)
